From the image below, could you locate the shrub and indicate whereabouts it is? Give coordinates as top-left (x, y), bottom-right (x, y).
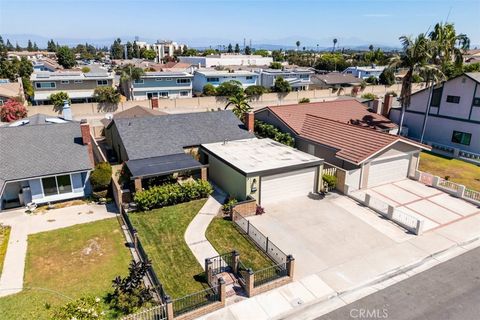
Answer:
top-left (222, 198), bottom-right (238, 213)
top-left (361, 93), bottom-right (377, 100)
top-left (365, 75), bottom-right (378, 85)
top-left (254, 120), bottom-right (294, 147)
top-left (255, 205), bottom-right (265, 215)
top-left (379, 68), bottom-right (395, 86)
top-left (94, 86), bottom-right (121, 104)
top-left (49, 91), bottom-right (70, 110)
top-left (90, 162), bottom-right (112, 191)
top-left (322, 174), bottom-right (337, 189)
top-left (202, 83), bottom-right (217, 96)
top-left (299, 97), bottom-right (310, 103)
top-left (82, 66), bottom-right (91, 73)
top-left (0, 99), bottom-right (27, 122)
top-left (52, 296), bottom-right (105, 320)
top-left (216, 80), bottom-right (244, 97)
top-left (134, 179), bottom-right (213, 211)
top-left (386, 90), bottom-right (398, 97)
top-left (244, 85), bottom-right (267, 97)
top-left (273, 77), bottom-right (291, 93)
top-left (269, 62), bottom-right (283, 69)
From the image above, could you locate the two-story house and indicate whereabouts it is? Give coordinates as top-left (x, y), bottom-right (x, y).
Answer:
top-left (389, 72), bottom-right (480, 157)
top-left (129, 71), bottom-right (193, 100)
top-left (258, 68), bottom-right (313, 91)
top-left (192, 69), bottom-right (258, 93)
top-left (342, 65), bottom-right (386, 79)
top-left (30, 70), bottom-right (114, 104)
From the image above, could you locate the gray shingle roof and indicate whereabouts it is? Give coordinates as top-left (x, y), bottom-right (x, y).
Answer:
top-left (0, 122), bottom-right (93, 193)
top-left (113, 110), bottom-right (254, 160)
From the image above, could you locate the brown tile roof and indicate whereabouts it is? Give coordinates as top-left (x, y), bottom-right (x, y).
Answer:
top-left (266, 99), bottom-right (397, 131)
top-left (299, 115), bottom-right (428, 164)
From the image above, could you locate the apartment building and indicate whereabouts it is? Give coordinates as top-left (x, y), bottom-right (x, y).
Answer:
top-left (259, 68), bottom-right (313, 91)
top-left (192, 69), bottom-right (258, 92)
top-left (129, 71), bottom-right (193, 100)
top-left (179, 54), bottom-right (273, 68)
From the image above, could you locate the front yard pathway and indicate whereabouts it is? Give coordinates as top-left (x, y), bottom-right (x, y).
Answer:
top-left (0, 203), bottom-right (116, 297)
top-left (185, 188), bottom-right (227, 269)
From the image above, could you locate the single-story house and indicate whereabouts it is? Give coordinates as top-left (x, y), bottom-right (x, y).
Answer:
top-left (100, 105), bottom-right (167, 127)
top-left (105, 110), bottom-right (254, 190)
top-left (310, 72), bottom-right (362, 90)
top-left (255, 101), bottom-right (429, 191)
top-left (201, 138), bottom-right (323, 206)
top-left (0, 114), bottom-right (94, 211)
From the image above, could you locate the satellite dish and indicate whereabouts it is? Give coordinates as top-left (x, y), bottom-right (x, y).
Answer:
top-left (105, 113), bottom-right (113, 120)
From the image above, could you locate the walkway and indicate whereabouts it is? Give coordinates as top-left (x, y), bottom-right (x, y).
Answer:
top-left (0, 203), bottom-right (116, 297)
top-left (185, 188), bottom-right (227, 269)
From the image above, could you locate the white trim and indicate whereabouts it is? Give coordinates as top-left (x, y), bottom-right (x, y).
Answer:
top-left (356, 140), bottom-right (430, 165)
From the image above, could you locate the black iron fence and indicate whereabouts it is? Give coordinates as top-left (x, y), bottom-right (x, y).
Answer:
top-left (209, 252), bottom-right (234, 275)
top-left (172, 287), bottom-right (219, 317)
top-left (121, 304), bottom-right (167, 320)
top-left (253, 262), bottom-right (288, 287)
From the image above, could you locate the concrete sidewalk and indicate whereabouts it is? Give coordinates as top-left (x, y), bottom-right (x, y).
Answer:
top-left (0, 203), bottom-right (116, 297)
top-left (185, 189), bottom-right (227, 269)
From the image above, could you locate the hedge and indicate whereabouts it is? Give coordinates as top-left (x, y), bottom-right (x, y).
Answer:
top-left (90, 162), bottom-right (112, 191)
top-left (134, 180), bottom-right (213, 211)
top-left (254, 120), bottom-right (294, 147)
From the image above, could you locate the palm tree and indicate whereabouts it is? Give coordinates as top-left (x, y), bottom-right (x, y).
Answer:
top-left (389, 34), bottom-right (438, 135)
top-left (429, 22), bottom-right (470, 73)
top-left (224, 93), bottom-right (252, 118)
top-left (120, 64), bottom-right (145, 100)
top-left (332, 38), bottom-right (338, 52)
top-left (296, 41), bottom-right (300, 51)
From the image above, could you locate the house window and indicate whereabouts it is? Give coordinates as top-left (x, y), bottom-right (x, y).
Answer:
top-left (159, 91), bottom-right (168, 97)
top-left (246, 76), bottom-right (253, 80)
top-left (165, 78), bottom-right (172, 81)
top-left (176, 78), bottom-right (191, 84)
top-left (473, 97), bottom-right (480, 106)
top-left (61, 80), bottom-right (69, 84)
top-left (446, 95), bottom-right (460, 103)
top-left (180, 91), bottom-right (189, 96)
top-left (97, 80), bottom-right (108, 86)
top-left (147, 92), bottom-right (158, 99)
top-left (74, 80), bottom-right (83, 84)
top-left (57, 175), bottom-right (72, 194)
top-left (42, 175), bottom-right (73, 196)
top-left (155, 78), bottom-right (162, 81)
top-left (134, 79), bottom-right (144, 84)
top-left (430, 87), bottom-right (442, 107)
top-left (451, 131), bottom-right (472, 146)
top-left (36, 82), bottom-right (56, 89)
top-left (207, 77), bottom-right (220, 82)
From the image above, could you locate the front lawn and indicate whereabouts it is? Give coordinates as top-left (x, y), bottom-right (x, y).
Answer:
top-left (0, 218), bottom-right (131, 320)
top-left (419, 152), bottom-right (480, 191)
top-left (0, 225), bottom-right (11, 277)
top-left (206, 216), bottom-right (274, 271)
top-left (128, 199), bottom-right (208, 299)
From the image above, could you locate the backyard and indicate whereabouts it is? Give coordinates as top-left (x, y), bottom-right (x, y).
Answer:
top-left (0, 218), bottom-right (131, 320)
top-left (0, 225), bottom-right (11, 277)
top-left (206, 216), bottom-right (274, 271)
top-left (419, 152), bottom-right (480, 191)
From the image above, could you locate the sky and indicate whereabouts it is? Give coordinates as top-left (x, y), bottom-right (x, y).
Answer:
top-left (0, 0), bottom-right (479, 47)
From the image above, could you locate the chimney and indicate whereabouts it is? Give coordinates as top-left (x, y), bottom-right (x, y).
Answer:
top-left (383, 94), bottom-right (393, 117)
top-left (244, 112), bottom-right (255, 132)
top-left (151, 97), bottom-right (159, 109)
top-left (80, 120), bottom-right (95, 166)
top-left (62, 100), bottom-right (72, 121)
top-left (372, 99), bottom-right (382, 114)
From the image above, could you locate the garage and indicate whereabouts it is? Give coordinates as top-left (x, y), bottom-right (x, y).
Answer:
top-left (367, 154), bottom-right (411, 187)
top-left (201, 138), bottom-right (323, 206)
top-left (260, 167), bottom-right (317, 206)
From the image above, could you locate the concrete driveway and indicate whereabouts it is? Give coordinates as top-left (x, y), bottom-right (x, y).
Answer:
top-left (355, 179), bottom-right (480, 231)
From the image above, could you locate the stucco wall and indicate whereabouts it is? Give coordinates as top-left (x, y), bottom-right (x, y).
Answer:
top-left (207, 155), bottom-right (247, 200)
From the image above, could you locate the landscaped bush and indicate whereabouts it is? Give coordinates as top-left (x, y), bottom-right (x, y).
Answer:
top-left (361, 93), bottom-right (377, 100)
top-left (254, 120), bottom-right (295, 147)
top-left (299, 97), bottom-right (310, 103)
top-left (90, 162), bottom-right (113, 191)
top-left (322, 174), bottom-right (337, 189)
top-left (134, 180), bottom-right (213, 211)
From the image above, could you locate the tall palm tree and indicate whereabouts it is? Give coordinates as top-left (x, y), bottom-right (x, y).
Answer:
top-left (296, 41), bottom-right (300, 51)
top-left (429, 22), bottom-right (470, 71)
top-left (332, 38), bottom-right (338, 52)
top-left (389, 34), bottom-right (437, 135)
top-left (224, 93), bottom-right (252, 118)
top-left (120, 65), bottom-right (145, 100)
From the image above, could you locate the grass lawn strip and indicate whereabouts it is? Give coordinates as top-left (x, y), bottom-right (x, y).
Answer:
top-left (419, 152), bottom-right (480, 191)
top-left (128, 199), bottom-right (208, 299)
top-left (0, 226), bottom-right (11, 277)
top-left (206, 216), bottom-right (275, 271)
top-left (0, 218), bottom-right (131, 320)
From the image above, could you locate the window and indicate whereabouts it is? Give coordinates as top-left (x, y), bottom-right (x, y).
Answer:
top-left (446, 95), bottom-right (460, 103)
top-left (61, 80), bottom-right (70, 84)
top-left (133, 79), bottom-right (144, 84)
top-left (176, 78), bottom-right (191, 84)
top-left (473, 97), bottom-right (480, 106)
top-left (35, 82), bottom-right (56, 89)
top-left (97, 79), bottom-right (108, 86)
top-left (159, 91), bottom-right (168, 97)
top-left (147, 92), bottom-right (158, 99)
top-left (155, 78), bottom-right (163, 81)
top-left (74, 80), bottom-right (83, 84)
top-left (246, 76), bottom-right (253, 80)
top-left (451, 131), bottom-right (472, 146)
top-left (165, 78), bottom-right (172, 81)
top-left (207, 77), bottom-right (220, 82)
top-left (180, 91), bottom-right (189, 96)
top-left (42, 177), bottom-right (58, 196)
top-left (430, 87), bottom-right (442, 107)
top-left (56, 175), bottom-right (72, 194)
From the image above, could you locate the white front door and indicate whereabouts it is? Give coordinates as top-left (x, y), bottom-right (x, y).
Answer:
top-left (260, 167), bottom-right (317, 206)
top-left (368, 155), bottom-right (411, 187)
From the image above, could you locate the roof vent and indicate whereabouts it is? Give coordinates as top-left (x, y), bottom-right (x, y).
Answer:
top-left (62, 100), bottom-right (72, 121)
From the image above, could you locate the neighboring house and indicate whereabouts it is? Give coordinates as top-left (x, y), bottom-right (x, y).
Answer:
top-left (192, 69), bottom-right (259, 92)
top-left (310, 72), bottom-right (362, 89)
top-left (151, 40), bottom-right (184, 63)
top-left (7, 51), bottom-right (57, 61)
top-left (179, 54), bottom-right (273, 68)
top-left (255, 105), bottom-right (428, 191)
top-left (32, 58), bottom-right (62, 72)
top-left (389, 72), bottom-right (480, 157)
top-left (105, 110), bottom-right (254, 190)
top-left (0, 78), bottom-right (25, 105)
top-left (201, 138), bottom-right (323, 206)
top-left (0, 115), bottom-right (94, 211)
top-left (258, 68), bottom-right (313, 91)
top-left (128, 71), bottom-right (193, 100)
top-left (100, 105), bottom-right (166, 127)
top-left (342, 65), bottom-right (386, 79)
top-left (30, 70), bottom-right (114, 104)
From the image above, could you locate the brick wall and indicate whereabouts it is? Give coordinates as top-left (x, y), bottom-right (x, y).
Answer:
top-left (251, 276), bottom-right (293, 297)
top-left (173, 302), bottom-right (224, 320)
top-left (233, 198), bottom-right (256, 217)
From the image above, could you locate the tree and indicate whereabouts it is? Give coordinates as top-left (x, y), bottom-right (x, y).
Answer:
top-left (269, 62), bottom-right (282, 69)
top-left (94, 86), bottom-right (121, 104)
top-left (202, 83), bottom-right (217, 96)
top-left (245, 46), bottom-right (252, 55)
top-left (0, 99), bottom-right (27, 122)
top-left (47, 39), bottom-right (57, 52)
top-left (22, 77), bottom-right (34, 100)
top-left (227, 43), bottom-right (233, 53)
top-left (15, 42), bottom-right (21, 51)
top-left (126, 41), bottom-right (133, 59)
top-left (132, 41), bottom-right (140, 58)
top-left (90, 162), bottom-right (112, 191)
top-left (32, 42), bottom-right (38, 51)
top-left (215, 80), bottom-right (243, 97)
top-left (27, 40), bottom-right (33, 51)
top-left (379, 68), bottom-right (395, 85)
top-left (332, 38), bottom-right (338, 52)
top-left (255, 49), bottom-right (269, 57)
top-left (141, 49), bottom-right (156, 60)
top-left (245, 85), bottom-right (267, 97)
top-left (82, 66), bottom-right (91, 73)
top-left (56, 46), bottom-right (76, 68)
top-left (365, 75), bottom-right (379, 85)
top-left (49, 92), bottom-right (70, 111)
top-left (119, 64), bottom-right (145, 99)
top-left (110, 38), bottom-right (124, 59)
top-left (225, 93), bottom-right (252, 118)
top-left (369, 44), bottom-right (374, 52)
top-left (234, 43), bottom-right (240, 53)
top-left (296, 41), bottom-right (301, 51)
top-left (273, 77), bottom-right (291, 93)
top-left (18, 57), bottom-right (33, 78)
top-left (6, 39), bottom-right (14, 51)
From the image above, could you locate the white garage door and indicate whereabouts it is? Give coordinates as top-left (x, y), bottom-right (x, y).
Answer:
top-left (368, 155), bottom-right (411, 187)
top-left (260, 167), bottom-right (317, 206)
